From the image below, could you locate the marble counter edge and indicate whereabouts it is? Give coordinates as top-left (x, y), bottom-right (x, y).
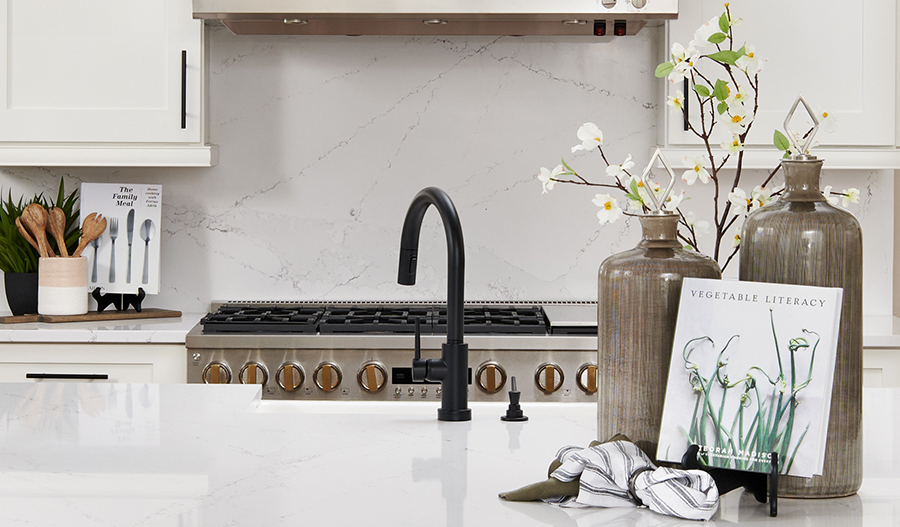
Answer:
top-left (0, 313), bottom-right (206, 345)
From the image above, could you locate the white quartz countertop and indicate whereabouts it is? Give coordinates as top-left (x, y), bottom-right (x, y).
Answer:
top-left (0, 383), bottom-right (897, 526)
top-left (2, 313), bottom-right (900, 348)
top-left (0, 312), bottom-right (206, 344)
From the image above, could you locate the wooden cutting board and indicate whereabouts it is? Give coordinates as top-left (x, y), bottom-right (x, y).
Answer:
top-left (0, 308), bottom-right (182, 324)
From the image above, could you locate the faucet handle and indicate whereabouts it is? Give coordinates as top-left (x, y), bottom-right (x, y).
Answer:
top-left (412, 317), bottom-right (427, 381)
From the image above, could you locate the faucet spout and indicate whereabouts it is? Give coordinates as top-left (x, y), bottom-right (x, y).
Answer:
top-left (398, 187), bottom-right (470, 421)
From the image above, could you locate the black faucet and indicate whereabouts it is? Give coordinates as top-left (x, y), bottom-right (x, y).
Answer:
top-left (398, 187), bottom-right (471, 422)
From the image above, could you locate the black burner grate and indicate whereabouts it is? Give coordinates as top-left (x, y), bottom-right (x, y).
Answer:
top-left (200, 306), bottom-right (324, 333)
top-left (201, 303), bottom-right (550, 335)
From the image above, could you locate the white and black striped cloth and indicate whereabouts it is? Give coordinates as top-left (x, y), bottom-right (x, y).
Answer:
top-left (547, 440), bottom-right (719, 521)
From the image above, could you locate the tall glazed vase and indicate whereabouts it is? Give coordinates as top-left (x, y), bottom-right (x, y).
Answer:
top-left (739, 158), bottom-right (862, 497)
top-left (598, 213), bottom-right (721, 458)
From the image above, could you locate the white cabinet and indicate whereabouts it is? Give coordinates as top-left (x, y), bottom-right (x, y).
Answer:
top-left (0, 343), bottom-right (186, 383)
top-left (0, 0), bottom-right (216, 166)
top-left (660, 0), bottom-right (898, 168)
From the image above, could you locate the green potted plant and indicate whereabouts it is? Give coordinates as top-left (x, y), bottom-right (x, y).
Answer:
top-left (0, 179), bottom-right (79, 316)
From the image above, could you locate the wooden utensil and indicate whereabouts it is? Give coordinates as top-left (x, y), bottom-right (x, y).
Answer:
top-left (72, 212), bottom-right (107, 257)
top-left (14, 216), bottom-right (41, 253)
top-left (21, 204), bottom-right (54, 258)
top-left (47, 206), bottom-right (69, 257)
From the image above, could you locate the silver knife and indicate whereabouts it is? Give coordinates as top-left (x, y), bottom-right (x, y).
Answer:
top-left (126, 208), bottom-right (135, 283)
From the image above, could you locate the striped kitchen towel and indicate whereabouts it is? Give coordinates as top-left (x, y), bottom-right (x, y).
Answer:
top-left (549, 440), bottom-right (719, 521)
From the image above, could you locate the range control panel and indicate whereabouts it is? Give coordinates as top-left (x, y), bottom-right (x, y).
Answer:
top-left (188, 348), bottom-right (598, 403)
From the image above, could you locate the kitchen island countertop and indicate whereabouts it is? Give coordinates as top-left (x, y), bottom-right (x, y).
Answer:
top-left (0, 383), bottom-right (897, 526)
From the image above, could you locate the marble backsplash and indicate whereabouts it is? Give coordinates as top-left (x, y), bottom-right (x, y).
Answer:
top-left (0, 25), bottom-right (894, 315)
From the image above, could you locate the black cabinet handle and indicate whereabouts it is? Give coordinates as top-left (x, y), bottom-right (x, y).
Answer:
top-left (682, 78), bottom-right (689, 131)
top-left (181, 50), bottom-right (187, 129)
top-left (26, 373), bottom-right (109, 380)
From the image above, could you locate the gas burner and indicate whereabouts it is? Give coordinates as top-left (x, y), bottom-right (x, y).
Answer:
top-left (200, 305), bottom-right (324, 333)
top-left (434, 305), bottom-right (548, 335)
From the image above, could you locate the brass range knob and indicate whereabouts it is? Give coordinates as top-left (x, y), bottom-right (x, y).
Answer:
top-left (357, 361), bottom-right (388, 393)
top-left (202, 362), bottom-right (232, 384)
top-left (239, 361), bottom-right (269, 385)
top-left (535, 362), bottom-right (564, 394)
top-left (313, 362), bottom-right (343, 392)
top-left (277, 362), bottom-right (305, 392)
top-left (576, 363), bottom-right (598, 394)
top-left (475, 361), bottom-right (507, 394)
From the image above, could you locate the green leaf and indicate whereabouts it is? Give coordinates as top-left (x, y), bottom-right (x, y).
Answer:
top-left (629, 178), bottom-right (641, 197)
top-left (718, 12), bottom-right (730, 33)
top-left (773, 130), bottom-right (791, 151)
top-left (693, 84), bottom-right (711, 98)
top-left (713, 79), bottom-right (729, 102)
top-left (717, 101), bottom-right (729, 115)
top-left (707, 50), bottom-right (742, 66)
top-left (560, 157), bottom-right (576, 174)
top-left (708, 32), bottom-right (728, 44)
top-left (655, 61), bottom-right (675, 78)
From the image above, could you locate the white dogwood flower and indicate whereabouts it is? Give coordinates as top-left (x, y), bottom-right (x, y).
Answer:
top-left (724, 105), bottom-right (751, 134)
top-left (538, 164), bottom-right (563, 194)
top-left (842, 188), bottom-right (860, 207)
top-left (728, 187), bottom-right (752, 216)
top-left (682, 156), bottom-right (711, 185)
top-left (684, 211), bottom-right (709, 235)
top-left (592, 193), bottom-right (623, 224)
top-left (721, 135), bottom-right (744, 153)
top-left (736, 44), bottom-right (764, 75)
top-left (606, 154), bottom-right (635, 179)
top-left (571, 123), bottom-right (604, 153)
top-left (667, 90), bottom-right (685, 112)
top-left (665, 190), bottom-right (685, 212)
top-left (690, 16), bottom-right (721, 49)
top-left (750, 185), bottom-right (775, 208)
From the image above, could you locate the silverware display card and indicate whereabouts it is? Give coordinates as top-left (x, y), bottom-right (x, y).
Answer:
top-left (80, 183), bottom-right (162, 295)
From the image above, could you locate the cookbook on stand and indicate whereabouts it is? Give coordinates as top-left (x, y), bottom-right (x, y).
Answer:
top-left (80, 183), bottom-right (162, 295)
top-left (656, 278), bottom-right (842, 478)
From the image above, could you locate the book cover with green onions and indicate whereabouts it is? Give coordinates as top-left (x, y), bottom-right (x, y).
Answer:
top-left (656, 278), bottom-right (842, 477)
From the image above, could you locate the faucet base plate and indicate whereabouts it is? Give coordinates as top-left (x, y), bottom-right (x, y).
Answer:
top-left (437, 408), bottom-right (472, 421)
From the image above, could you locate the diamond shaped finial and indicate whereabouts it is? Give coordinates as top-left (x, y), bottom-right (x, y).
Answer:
top-left (783, 93), bottom-right (819, 158)
top-left (640, 148), bottom-right (676, 214)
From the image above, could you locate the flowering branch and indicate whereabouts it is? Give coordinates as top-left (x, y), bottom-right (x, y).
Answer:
top-left (536, 3), bottom-right (858, 272)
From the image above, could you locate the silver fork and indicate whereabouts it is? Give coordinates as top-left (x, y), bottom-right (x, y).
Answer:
top-left (108, 218), bottom-right (118, 283)
top-left (90, 236), bottom-right (102, 282)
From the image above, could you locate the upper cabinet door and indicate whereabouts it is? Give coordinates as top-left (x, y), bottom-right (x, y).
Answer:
top-left (0, 0), bottom-right (202, 144)
top-left (664, 0), bottom-right (896, 148)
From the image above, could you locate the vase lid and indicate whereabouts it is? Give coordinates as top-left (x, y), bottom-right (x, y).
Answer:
top-left (639, 148), bottom-right (677, 216)
top-left (783, 93), bottom-right (820, 161)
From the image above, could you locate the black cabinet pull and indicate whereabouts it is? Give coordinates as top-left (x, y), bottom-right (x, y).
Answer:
top-left (181, 50), bottom-right (187, 129)
top-left (682, 78), bottom-right (689, 131)
top-left (26, 373), bottom-right (109, 380)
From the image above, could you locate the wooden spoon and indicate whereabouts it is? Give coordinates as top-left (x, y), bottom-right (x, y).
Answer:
top-left (72, 212), bottom-right (107, 257)
top-left (15, 216), bottom-right (41, 253)
top-left (47, 206), bottom-right (69, 257)
top-left (22, 204), bottom-right (54, 258)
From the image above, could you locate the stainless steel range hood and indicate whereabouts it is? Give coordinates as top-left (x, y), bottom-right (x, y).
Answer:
top-left (193, 0), bottom-right (678, 36)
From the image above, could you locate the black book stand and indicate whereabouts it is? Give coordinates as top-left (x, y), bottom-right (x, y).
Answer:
top-left (681, 444), bottom-right (778, 517)
top-left (92, 288), bottom-right (146, 313)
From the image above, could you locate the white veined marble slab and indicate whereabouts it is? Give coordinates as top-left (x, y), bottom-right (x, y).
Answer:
top-left (0, 383), bottom-right (898, 526)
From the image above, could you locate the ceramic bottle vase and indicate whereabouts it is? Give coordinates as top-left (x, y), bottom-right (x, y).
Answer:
top-left (598, 213), bottom-right (721, 458)
top-left (739, 158), bottom-right (862, 498)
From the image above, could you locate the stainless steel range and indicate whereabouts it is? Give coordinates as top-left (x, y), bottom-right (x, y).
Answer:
top-left (185, 302), bottom-right (598, 402)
